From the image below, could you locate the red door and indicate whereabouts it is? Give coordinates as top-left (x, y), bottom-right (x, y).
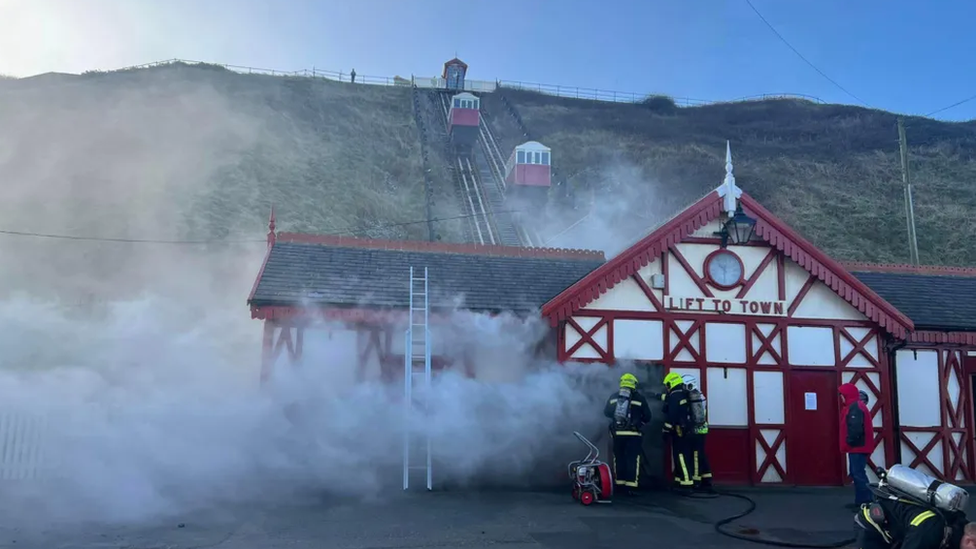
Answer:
top-left (788, 370), bottom-right (842, 485)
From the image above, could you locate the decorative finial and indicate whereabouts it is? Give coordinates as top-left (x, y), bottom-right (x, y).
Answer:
top-left (716, 140), bottom-right (741, 216)
top-left (267, 205), bottom-right (277, 247)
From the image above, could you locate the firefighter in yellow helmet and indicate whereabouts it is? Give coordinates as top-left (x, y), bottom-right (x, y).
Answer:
top-left (603, 373), bottom-right (652, 495)
top-left (662, 371), bottom-right (695, 493)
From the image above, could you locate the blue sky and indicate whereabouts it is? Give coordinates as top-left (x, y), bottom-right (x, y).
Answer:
top-left (3, 0), bottom-right (975, 120)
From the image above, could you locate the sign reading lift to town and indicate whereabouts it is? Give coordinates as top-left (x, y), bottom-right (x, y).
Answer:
top-left (665, 296), bottom-right (787, 317)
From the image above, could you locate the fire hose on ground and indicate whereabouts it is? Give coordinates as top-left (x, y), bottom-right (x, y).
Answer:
top-left (587, 429), bottom-right (858, 548)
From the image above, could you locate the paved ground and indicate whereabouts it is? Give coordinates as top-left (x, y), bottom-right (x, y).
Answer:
top-left (1, 485), bottom-right (880, 549)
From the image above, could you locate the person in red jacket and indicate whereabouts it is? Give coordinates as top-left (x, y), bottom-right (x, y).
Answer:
top-left (839, 383), bottom-right (874, 508)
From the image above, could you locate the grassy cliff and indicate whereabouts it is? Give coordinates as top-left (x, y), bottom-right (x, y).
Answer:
top-left (485, 89), bottom-right (976, 266)
top-left (1, 61), bottom-right (974, 305)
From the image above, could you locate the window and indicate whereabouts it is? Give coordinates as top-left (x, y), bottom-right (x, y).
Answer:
top-left (533, 152), bottom-right (541, 164)
top-left (541, 152), bottom-right (550, 165)
top-left (517, 150), bottom-right (526, 163)
top-left (454, 98), bottom-right (461, 108)
top-left (473, 99), bottom-right (480, 109)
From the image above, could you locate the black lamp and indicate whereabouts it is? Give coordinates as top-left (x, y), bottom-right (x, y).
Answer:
top-left (715, 203), bottom-right (757, 248)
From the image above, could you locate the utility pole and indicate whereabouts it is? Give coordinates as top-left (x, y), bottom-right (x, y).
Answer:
top-left (897, 118), bottom-right (920, 265)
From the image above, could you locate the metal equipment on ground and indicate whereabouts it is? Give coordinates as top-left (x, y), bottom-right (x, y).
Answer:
top-left (568, 431), bottom-right (613, 506)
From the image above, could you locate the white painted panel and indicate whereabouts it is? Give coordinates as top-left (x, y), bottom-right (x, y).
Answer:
top-left (787, 326), bottom-right (835, 366)
top-left (792, 282), bottom-right (865, 321)
top-left (565, 317), bottom-right (607, 359)
top-left (667, 251), bottom-right (706, 298)
top-left (671, 320), bottom-right (700, 363)
top-left (571, 343), bottom-right (602, 359)
top-left (895, 349), bottom-right (941, 427)
top-left (613, 319), bottom-right (664, 361)
top-left (705, 323), bottom-right (747, 364)
top-left (582, 277), bottom-right (656, 312)
top-left (589, 324), bottom-right (608, 352)
top-left (756, 429), bottom-right (786, 482)
top-left (674, 320), bottom-right (699, 352)
top-left (783, 261), bottom-right (810, 306)
top-left (740, 253), bottom-right (780, 302)
top-left (670, 367), bottom-right (701, 388)
top-left (753, 371), bottom-right (785, 424)
top-left (946, 351), bottom-right (962, 423)
top-left (838, 327), bottom-right (878, 368)
top-left (706, 367), bottom-right (748, 426)
top-left (674, 243), bottom-right (712, 279)
top-left (574, 316), bottom-right (601, 332)
top-left (905, 432), bottom-right (943, 475)
top-left (564, 322), bottom-right (581, 350)
top-left (752, 323), bottom-right (782, 366)
top-left (952, 432), bottom-right (969, 481)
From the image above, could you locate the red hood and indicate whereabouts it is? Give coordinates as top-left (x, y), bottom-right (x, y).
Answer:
top-left (838, 383), bottom-right (859, 405)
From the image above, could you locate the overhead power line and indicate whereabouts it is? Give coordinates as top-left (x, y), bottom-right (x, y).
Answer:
top-left (744, 0), bottom-right (869, 107)
top-left (0, 209), bottom-right (523, 245)
top-left (925, 92), bottom-right (976, 118)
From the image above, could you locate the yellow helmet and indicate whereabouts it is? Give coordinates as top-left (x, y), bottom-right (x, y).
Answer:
top-left (663, 372), bottom-right (684, 390)
top-left (619, 373), bottom-right (638, 390)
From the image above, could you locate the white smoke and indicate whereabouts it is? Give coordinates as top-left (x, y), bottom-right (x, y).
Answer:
top-left (0, 297), bottom-right (622, 530)
top-left (540, 158), bottom-right (692, 258)
top-left (0, 66), bottom-right (646, 534)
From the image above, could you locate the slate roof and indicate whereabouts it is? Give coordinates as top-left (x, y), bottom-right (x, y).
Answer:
top-left (852, 270), bottom-right (976, 331)
top-left (248, 238), bottom-right (606, 313)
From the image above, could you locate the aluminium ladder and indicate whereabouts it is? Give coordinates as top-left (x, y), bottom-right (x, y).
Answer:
top-left (403, 266), bottom-right (432, 490)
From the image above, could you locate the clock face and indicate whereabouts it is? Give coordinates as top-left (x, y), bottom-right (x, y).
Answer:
top-left (707, 251), bottom-right (743, 288)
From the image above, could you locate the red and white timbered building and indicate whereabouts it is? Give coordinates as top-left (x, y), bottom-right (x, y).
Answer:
top-left (247, 225), bottom-right (604, 391)
top-left (247, 143), bottom-right (976, 487)
top-left (540, 145), bottom-right (915, 486)
top-left (847, 264), bottom-right (976, 484)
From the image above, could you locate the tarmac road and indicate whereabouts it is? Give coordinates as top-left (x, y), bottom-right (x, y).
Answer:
top-left (1, 487), bottom-right (868, 549)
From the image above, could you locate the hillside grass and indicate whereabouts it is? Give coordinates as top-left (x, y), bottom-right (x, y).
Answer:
top-left (0, 62), bottom-right (455, 244)
top-left (2, 61), bottom-right (975, 305)
top-left (491, 88), bottom-right (976, 266)
top-left (0, 63), bottom-right (464, 301)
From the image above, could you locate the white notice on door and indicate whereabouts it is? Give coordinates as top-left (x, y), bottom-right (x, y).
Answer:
top-left (804, 392), bottom-right (817, 411)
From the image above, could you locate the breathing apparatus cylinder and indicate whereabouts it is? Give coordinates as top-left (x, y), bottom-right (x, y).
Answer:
top-left (614, 388), bottom-right (633, 427)
top-left (880, 464), bottom-right (969, 514)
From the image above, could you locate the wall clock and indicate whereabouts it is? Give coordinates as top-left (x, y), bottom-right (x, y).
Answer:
top-left (706, 250), bottom-right (744, 289)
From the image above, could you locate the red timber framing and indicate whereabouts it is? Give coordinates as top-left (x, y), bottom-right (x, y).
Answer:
top-left (248, 211), bottom-right (602, 385)
top-left (543, 189), bottom-right (912, 486)
top-left (897, 343), bottom-right (976, 483)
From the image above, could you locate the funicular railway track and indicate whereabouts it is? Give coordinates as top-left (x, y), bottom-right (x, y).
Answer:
top-left (433, 91), bottom-right (498, 245)
top-left (477, 106), bottom-right (543, 247)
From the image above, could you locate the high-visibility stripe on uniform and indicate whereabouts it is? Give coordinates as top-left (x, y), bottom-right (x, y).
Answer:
top-left (910, 510), bottom-right (936, 527)
top-left (861, 507), bottom-right (892, 543)
top-left (609, 398), bottom-right (642, 406)
top-left (614, 431), bottom-right (641, 436)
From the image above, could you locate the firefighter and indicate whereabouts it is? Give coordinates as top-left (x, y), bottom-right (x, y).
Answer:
top-left (662, 371), bottom-right (695, 493)
top-left (855, 499), bottom-right (976, 549)
top-left (682, 374), bottom-right (714, 493)
top-left (603, 373), bottom-right (652, 495)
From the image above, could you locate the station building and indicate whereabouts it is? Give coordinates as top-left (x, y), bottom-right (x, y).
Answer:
top-left (248, 144), bottom-right (976, 486)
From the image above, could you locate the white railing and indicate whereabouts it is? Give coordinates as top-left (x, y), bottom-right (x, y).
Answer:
top-left (0, 412), bottom-right (48, 480)
top-left (96, 59), bottom-right (823, 107)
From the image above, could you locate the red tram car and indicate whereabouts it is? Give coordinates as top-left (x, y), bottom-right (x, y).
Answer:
top-left (448, 92), bottom-right (480, 150)
top-left (504, 141), bottom-right (551, 205)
